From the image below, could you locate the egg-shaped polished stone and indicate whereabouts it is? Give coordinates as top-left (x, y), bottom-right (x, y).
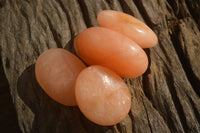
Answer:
top-left (35, 48), bottom-right (86, 106)
top-left (74, 27), bottom-right (148, 78)
top-left (97, 10), bottom-right (158, 48)
top-left (75, 65), bottom-right (131, 126)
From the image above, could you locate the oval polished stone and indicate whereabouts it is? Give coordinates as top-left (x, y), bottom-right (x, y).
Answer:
top-left (35, 48), bottom-right (86, 106)
top-left (74, 27), bottom-right (148, 78)
top-left (97, 10), bottom-right (158, 48)
top-left (75, 65), bottom-right (131, 126)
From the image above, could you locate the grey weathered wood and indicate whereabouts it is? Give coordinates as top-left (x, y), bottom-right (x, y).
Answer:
top-left (0, 0), bottom-right (200, 132)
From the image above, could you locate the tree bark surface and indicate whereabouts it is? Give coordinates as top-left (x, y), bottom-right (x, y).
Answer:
top-left (0, 0), bottom-right (200, 133)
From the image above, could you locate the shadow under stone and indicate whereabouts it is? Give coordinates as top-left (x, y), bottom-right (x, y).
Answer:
top-left (17, 64), bottom-right (113, 133)
top-left (64, 38), bottom-right (76, 55)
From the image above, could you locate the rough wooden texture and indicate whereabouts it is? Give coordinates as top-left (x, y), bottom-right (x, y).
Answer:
top-left (0, 0), bottom-right (200, 133)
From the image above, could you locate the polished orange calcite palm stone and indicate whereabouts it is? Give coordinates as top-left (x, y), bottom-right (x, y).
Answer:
top-left (74, 27), bottom-right (148, 78)
top-left (75, 65), bottom-right (131, 126)
top-left (97, 10), bottom-right (158, 48)
top-left (35, 48), bottom-right (86, 106)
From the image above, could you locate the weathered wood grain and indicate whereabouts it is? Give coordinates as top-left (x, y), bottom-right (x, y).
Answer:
top-left (0, 0), bottom-right (199, 132)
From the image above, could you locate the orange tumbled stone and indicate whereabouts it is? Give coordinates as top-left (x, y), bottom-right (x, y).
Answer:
top-left (97, 10), bottom-right (158, 48)
top-left (35, 48), bottom-right (86, 106)
top-left (75, 65), bottom-right (131, 126)
top-left (74, 27), bottom-right (148, 78)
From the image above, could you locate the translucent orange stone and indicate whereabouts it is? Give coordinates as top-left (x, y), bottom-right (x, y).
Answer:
top-left (97, 10), bottom-right (158, 48)
top-left (74, 27), bottom-right (148, 78)
top-left (35, 48), bottom-right (86, 106)
top-left (75, 65), bottom-right (131, 126)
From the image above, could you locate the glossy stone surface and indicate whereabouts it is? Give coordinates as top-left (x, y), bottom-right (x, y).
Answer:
top-left (74, 27), bottom-right (148, 78)
top-left (75, 65), bottom-right (131, 126)
top-left (97, 10), bottom-right (158, 48)
top-left (35, 48), bottom-right (86, 106)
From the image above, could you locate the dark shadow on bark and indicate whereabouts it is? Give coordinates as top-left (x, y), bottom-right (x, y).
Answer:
top-left (0, 57), bottom-right (22, 133)
top-left (64, 36), bottom-right (89, 67)
top-left (64, 38), bottom-right (76, 54)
